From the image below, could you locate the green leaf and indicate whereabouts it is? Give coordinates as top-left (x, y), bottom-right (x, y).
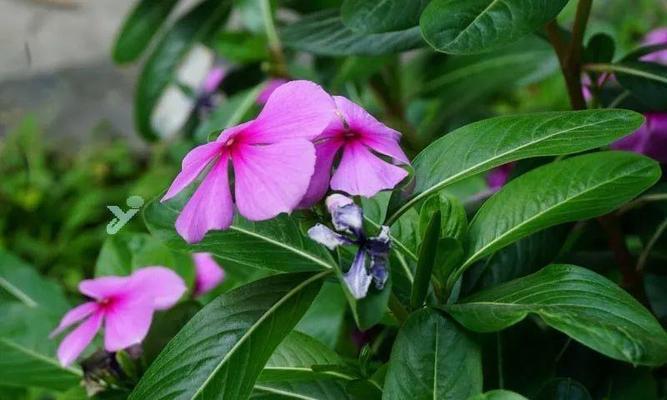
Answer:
top-left (445, 264), bottom-right (667, 366)
top-left (384, 308), bottom-right (483, 400)
top-left (419, 193), bottom-right (467, 241)
top-left (281, 10), bottom-right (424, 56)
top-left (252, 380), bottom-right (354, 399)
top-left (463, 152), bottom-right (660, 269)
top-left (536, 378), bottom-right (591, 400)
top-left (613, 61), bottom-right (667, 110)
top-left (387, 109), bottom-right (645, 224)
top-left (296, 282), bottom-right (347, 348)
top-left (420, 0), bottom-right (569, 54)
top-left (410, 211), bottom-right (441, 309)
top-left (469, 390), bottom-right (529, 400)
top-left (135, 0), bottom-right (232, 140)
top-left (144, 194), bottom-right (336, 273)
top-left (259, 331), bottom-right (350, 382)
top-left (341, 0), bottom-right (430, 33)
top-left (0, 251), bottom-right (80, 391)
top-left (112, 0), bottom-right (179, 64)
top-left (129, 271), bottom-right (328, 400)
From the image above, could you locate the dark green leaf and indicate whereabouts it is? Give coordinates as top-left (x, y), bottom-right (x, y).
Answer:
top-left (129, 271), bottom-right (327, 400)
top-left (469, 390), bottom-right (529, 400)
top-left (536, 378), bottom-right (592, 400)
top-left (584, 33), bottom-right (616, 64)
top-left (296, 282), bottom-right (347, 348)
top-left (463, 152), bottom-right (660, 269)
top-left (420, 0), bottom-right (569, 54)
top-left (387, 109), bottom-right (645, 224)
top-left (445, 264), bottom-right (667, 366)
top-left (252, 380), bottom-right (354, 399)
top-left (410, 211), bottom-right (441, 309)
top-left (384, 308), bottom-right (482, 400)
top-left (281, 10), bottom-right (423, 56)
top-left (144, 194), bottom-right (337, 273)
top-left (112, 0), bottom-right (179, 64)
top-left (613, 61), bottom-right (667, 110)
top-left (341, 0), bottom-right (430, 33)
top-left (135, 0), bottom-right (232, 140)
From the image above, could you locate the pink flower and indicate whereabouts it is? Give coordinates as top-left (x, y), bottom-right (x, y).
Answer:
top-left (50, 267), bottom-right (186, 366)
top-left (162, 80), bottom-right (335, 243)
top-left (300, 96), bottom-right (410, 206)
top-left (641, 28), bottom-right (667, 64)
top-left (257, 78), bottom-right (289, 105)
top-left (193, 252), bottom-right (225, 295)
top-left (612, 113), bottom-right (667, 163)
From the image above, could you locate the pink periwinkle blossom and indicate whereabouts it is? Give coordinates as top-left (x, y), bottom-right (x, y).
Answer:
top-left (612, 113), bottom-right (667, 164)
top-left (50, 267), bottom-right (186, 366)
top-left (257, 78), bottom-right (289, 105)
top-left (193, 252), bottom-right (225, 296)
top-left (300, 96), bottom-right (410, 206)
top-left (486, 163), bottom-right (516, 191)
top-left (641, 28), bottom-right (667, 64)
top-left (162, 80), bottom-right (335, 243)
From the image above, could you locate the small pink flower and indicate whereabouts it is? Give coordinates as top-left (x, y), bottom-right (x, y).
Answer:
top-left (612, 113), bottom-right (667, 163)
top-left (300, 96), bottom-right (410, 206)
top-left (641, 28), bottom-right (667, 64)
top-left (193, 252), bottom-right (225, 295)
top-left (162, 80), bottom-right (335, 243)
top-left (257, 78), bottom-right (289, 105)
top-left (486, 163), bottom-right (515, 191)
top-left (50, 267), bottom-right (186, 366)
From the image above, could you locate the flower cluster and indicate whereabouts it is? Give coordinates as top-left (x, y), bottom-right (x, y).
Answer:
top-left (308, 194), bottom-right (391, 300)
top-left (163, 80), bottom-right (410, 243)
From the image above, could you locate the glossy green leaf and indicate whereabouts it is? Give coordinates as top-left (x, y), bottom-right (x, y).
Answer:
top-left (252, 380), bottom-right (354, 399)
top-left (129, 271), bottom-right (327, 400)
top-left (144, 194), bottom-right (336, 273)
top-left (112, 0), bottom-right (179, 64)
top-left (135, 0), bottom-right (231, 140)
top-left (387, 109), bottom-right (645, 224)
top-left (469, 390), bottom-right (529, 400)
top-left (341, 0), bottom-right (430, 33)
top-left (281, 10), bottom-right (423, 56)
top-left (384, 308), bottom-right (482, 400)
top-left (420, 0), bottom-right (569, 54)
top-left (463, 152), bottom-right (660, 269)
top-left (259, 331), bottom-right (350, 382)
top-left (410, 211), bottom-right (441, 309)
top-left (296, 282), bottom-right (347, 348)
top-left (419, 193), bottom-right (467, 241)
top-left (445, 264), bottom-right (667, 366)
top-left (613, 61), bottom-right (667, 110)
top-left (0, 251), bottom-right (80, 391)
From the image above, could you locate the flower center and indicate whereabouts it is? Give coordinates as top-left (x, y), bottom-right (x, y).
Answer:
top-left (224, 137), bottom-right (236, 147)
top-left (343, 130), bottom-right (360, 141)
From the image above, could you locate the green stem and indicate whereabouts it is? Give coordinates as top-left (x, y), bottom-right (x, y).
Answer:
top-left (637, 218), bottom-right (667, 272)
top-left (259, 0), bottom-right (288, 77)
top-left (389, 293), bottom-right (409, 325)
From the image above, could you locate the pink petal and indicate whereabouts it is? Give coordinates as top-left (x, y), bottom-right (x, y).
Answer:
top-left (176, 155), bottom-right (234, 243)
top-left (246, 80), bottom-right (336, 143)
top-left (50, 302), bottom-right (99, 338)
top-left (193, 253), bottom-right (225, 295)
top-left (333, 96), bottom-right (409, 164)
top-left (162, 142), bottom-right (224, 202)
top-left (79, 275), bottom-right (133, 301)
top-left (330, 142), bottom-right (408, 198)
top-left (299, 139), bottom-right (344, 207)
top-left (256, 78), bottom-right (289, 105)
top-left (130, 267), bottom-right (187, 310)
top-left (233, 139), bottom-right (316, 220)
top-left (57, 311), bottom-right (103, 366)
top-left (103, 296), bottom-right (154, 352)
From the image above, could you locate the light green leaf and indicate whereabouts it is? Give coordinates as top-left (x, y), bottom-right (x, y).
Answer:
top-left (129, 271), bottom-right (327, 400)
top-left (135, 0), bottom-right (231, 140)
top-left (341, 0), bottom-right (430, 33)
top-left (112, 0), bottom-right (179, 64)
top-left (144, 194), bottom-right (336, 273)
top-left (445, 264), bottom-right (667, 366)
top-left (420, 0), bottom-right (569, 54)
top-left (387, 109), bottom-right (645, 224)
top-left (383, 308), bottom-right (482, 400)
top-left (463, 152), bottom-right (660, 269)
top-left (281, 10), bottom-right (423, 56)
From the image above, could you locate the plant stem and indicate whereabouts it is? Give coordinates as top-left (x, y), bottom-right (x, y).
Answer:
top-left (259, 0), bottom-right (288, 77)
top-left (389, 293), bottom-right (409, 325)
top-left (637, 217), bottom-right (667, 272)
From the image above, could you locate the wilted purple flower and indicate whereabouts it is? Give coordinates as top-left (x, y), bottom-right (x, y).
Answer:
top-left (641, 28), bottom-right (667, 64)
top-left (612, 113), bottom-right (667, 163)
top-left (307, 194), bottom-right (390, 299)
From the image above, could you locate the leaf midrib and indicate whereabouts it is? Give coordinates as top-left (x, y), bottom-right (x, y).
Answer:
top-left (443, 0), bottom-right (502, 49)
top-left (189, 270), bottom-right (330, 399)
top-left (0, 277), bottom-right (38, 308)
